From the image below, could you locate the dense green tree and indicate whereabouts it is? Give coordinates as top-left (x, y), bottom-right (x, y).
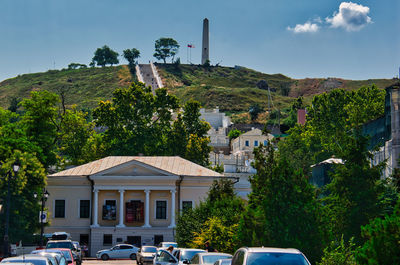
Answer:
top-left (93, 82), bottom-right (179, 156)
top-left (249, 104), bottom-right (262, 121)
top-left (238, 142), bottom-right (324, 263)
top-left (317, 237), bottom-right (357, 265)
top-left (91, 45), bottom-right (119, 67)
top-left (228, 129), bottom-right (242, 140)
top-left (356, 199), bottom-right (400, 264)
top-left (0, 108), bottom-right (47, 244)
top-left (153, 38), bottom-right (179, 63)
top-left (322, 130), bottom-right (386, 243)
top-left (123, 48), bottom-right (140, 77)
top-left (176, 179), bottom-right (244, 251)
top-left (20, 90), bottom-right (60, 168)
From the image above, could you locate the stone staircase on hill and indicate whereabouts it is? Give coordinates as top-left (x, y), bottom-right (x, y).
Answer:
top-left (137, 62), bottom-right (163, 95)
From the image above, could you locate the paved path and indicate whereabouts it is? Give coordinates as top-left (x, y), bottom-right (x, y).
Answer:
top-left (138, 64), bottom-right (158, 94)
top-left (83, 260), bottom-right (136, 265)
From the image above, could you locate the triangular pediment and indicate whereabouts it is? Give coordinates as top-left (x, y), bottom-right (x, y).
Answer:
top-left (94, 160), bottom-right (171, 177)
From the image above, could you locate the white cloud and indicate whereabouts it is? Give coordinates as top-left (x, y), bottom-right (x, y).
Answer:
top-left (287, 22), bottom-right (319, 33)
top-left (326, 2), bottom-right (372, 31)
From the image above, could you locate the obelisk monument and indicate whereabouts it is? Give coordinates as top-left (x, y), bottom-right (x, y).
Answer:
top-left (201, 18), bottom-right (209, 65)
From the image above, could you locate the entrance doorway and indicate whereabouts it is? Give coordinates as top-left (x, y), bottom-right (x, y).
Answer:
top-left (127, 236), bottom-right (141, 247)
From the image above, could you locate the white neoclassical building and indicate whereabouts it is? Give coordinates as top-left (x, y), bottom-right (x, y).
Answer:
top-left (44, 156), bottom-right (223, 255)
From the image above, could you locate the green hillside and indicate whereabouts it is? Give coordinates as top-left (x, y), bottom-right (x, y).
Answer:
top-left (0, 64), bottom-right (396, 114)
top-left (0, 65), bottom-right (133, 109)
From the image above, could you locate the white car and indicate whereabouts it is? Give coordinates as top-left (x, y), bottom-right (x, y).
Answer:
top-left (190, 253), bottom-right (233, 265)
top-left (231, 247), bottom-right (311, 265)
top-left (1, 256), bottom-right (52, 265)
top-left (96, 244), bottom-right (139, 260)
top-left (157, 242), bottom-right (178, 249)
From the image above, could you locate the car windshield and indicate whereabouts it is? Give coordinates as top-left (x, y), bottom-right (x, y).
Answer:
top-left (2, 259), bottom-right (47, 265)
top-left (246, 253), bottom-right (309, 265)
top-left (142, 247), bottom-right (157, 253)
top-left (202, 255), bottom-right (232, 265)
top-left (181, 250), bottom-right (205, 261)
top-left (47, 242), bottom-right (72, 249)
top-left (220, 260), bottom-right (232, 265)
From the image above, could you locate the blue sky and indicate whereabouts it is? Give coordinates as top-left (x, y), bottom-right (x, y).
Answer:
top-left (0, 0), bottom-right (399, 82)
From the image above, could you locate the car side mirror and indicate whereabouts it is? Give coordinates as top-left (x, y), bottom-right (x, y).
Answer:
top-left (183, 260), bottom-right (190, 264)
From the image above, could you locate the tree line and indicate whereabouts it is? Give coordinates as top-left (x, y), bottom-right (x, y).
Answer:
top-left (176, 84), bottom-right (400, 264)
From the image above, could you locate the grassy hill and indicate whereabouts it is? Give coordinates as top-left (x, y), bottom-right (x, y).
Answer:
top-left (0, 64), bottom-right (396, 117)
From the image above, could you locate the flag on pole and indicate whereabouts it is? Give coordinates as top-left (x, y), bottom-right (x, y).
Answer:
top-left (187, 44), bottom-right (195, 48)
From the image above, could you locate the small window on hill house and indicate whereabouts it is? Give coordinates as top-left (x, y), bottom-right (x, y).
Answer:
top-left (245, 140), bottom-right (249, 147)
top-left (254, 140), bottom-right (259, 147)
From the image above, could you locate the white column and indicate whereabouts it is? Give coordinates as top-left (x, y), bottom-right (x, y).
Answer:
top-left (91, 188), bottom-right (99, 227)
top-left (117, 189), bottom-right (125, 227)
top-left (142, 189), bottom-right (151, 228)
top-left (168, 189), bottom-right (176, 228)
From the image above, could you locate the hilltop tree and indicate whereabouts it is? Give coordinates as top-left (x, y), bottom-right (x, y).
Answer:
top-left (153, 38), bottom-right (180, 63)
top-left (91, 45), bottom-right (119, 67)
top-left (123, 48), bottom-right (140, 76)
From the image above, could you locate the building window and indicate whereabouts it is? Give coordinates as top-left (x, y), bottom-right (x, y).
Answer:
top-left (156, 200), bottom-right (167, 219)
top-left (264, 140), bottom-right (268, 146)
top-left (254, 140), bottom-right (259, 147)
top-left (182, 201), bottom-right (193, 212)
top-left (80, 200), bottom-right (90, 218)
top-left (102, 200), bottom-right (116, 220)
top-left (245, 140), bottom-right (249, 147)
top-left (103, 234), bottom-right (112, 245)
top-left (54, 200), bottom-right (65, 218)
top-left (126, 200), bottom-right (144, 222)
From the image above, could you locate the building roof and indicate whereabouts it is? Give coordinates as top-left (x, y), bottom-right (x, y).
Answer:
top-left (311, 157), bottom-right (343, 168)
top-left (49, 156), bottom-right (222, 177)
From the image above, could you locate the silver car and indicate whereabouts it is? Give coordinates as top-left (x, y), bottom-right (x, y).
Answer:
top-left (231, 247), bottom-right (311, 265)
top-left (96, 244), bottom-right (139, 260)
top-left (1, 256), bottom-right (53, 265)
top-left (190, 253), bottom-right (232, 265)
top-left (137, 246), bottom-right (158, 265)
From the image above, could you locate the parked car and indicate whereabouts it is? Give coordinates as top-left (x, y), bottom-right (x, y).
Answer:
top-left (190, 253), bottom-right (232, 265)
top-left (0, 263), bottom-right (33, 265)
top-left (31, 250), bottom-right (69, 265)
top-left (213, 259), bottom-right (231, 265)
top-left (0, 255), bottom-right (53, 265)
top-left (50, 232), bottom-right (71, 241)
top-left (157, 242), bottom-right (178, 249)
top-left (230, 247), bottom-right (311, 265)
top-left (46, 241), bottom-right (80, 265)
top-left (71, 242), bottom-right (81, 262)
top-left (172, 248), bottom-right (206, 264)
top-left (96, 244), bottom-right (139, 261)
top-left (50, 249), bottom-right (75, 265)
top-left (137, 246), bottom-right (158, 265)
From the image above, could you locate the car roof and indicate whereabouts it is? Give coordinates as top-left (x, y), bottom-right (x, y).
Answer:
top-left (161, 242), bottom-right (177, 244)
top-left (3, 256), bottom-right (48, 260)
top-left (47, 240), bottom-right (72, 243)
top-left (198, 253), bottom-right (232, 257)
top-left (244, 247), bottom-right (302, 254)
top-left (142, 245), bottom-right (157, 248)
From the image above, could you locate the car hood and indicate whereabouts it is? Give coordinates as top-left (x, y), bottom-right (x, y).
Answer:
top-left (142, 253), bottom-right (156, 257)
top-left (97, 248), bottom-right (111, 253)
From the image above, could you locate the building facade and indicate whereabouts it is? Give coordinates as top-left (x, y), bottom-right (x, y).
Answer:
top-left (231, 128), bottom-right (274, 158)
top-left (45, 156), bottom-right (223, 256)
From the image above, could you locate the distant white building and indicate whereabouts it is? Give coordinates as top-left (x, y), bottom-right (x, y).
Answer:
top-left (231, 128), bottom-right (274, 158)
top-left (200, 108), bottom-right (231, 154)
